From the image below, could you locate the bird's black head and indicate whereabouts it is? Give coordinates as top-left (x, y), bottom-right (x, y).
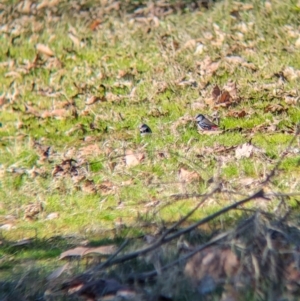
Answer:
top-left (195, 114), bottom-right (205, 122)
top-left (139, 124), bottom-right (152, 134)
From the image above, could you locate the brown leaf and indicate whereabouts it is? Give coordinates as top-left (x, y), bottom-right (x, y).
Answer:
top-left (77, 144), bottom-right (102, 157)
top-left (211, 85), bottom-right (233, 107)
top-left (60, 247), bottom-right (88, 259)
top-left (264, 103), bottom-right (287, 113)
top-left (197, 56), bottom-right (220, 76)
top-left (24, 202), bottom-right (43, 220)
top-left (85, 95), bottom-right (103, 105)
top-left (282, 66), bottom-right (300, 81)
top-left (212, 85), bottom-right (221, 100)
top-left (125, 150), bottom-right (145, 167)
top-left (36, 43), bottom-right (55, 57)
top-left (46, 212), bottom-right (60, 220)
top-left (83, 245), bottom-right (117, 255)
top-left (284, 94), bottom-right (299, 105)
top-left (81, 179), bottom-right (97, 194)
top-left (235, 143), bottom-right (253, 159)
top-left (90, 19), bottom-right (101, 31)
top-left (60, 245), bottom-right (117, 260)
top-left (223, 81), bottom-right (238, 100)
top-left (41, 109), bottom-right (70, 119)
top-left (227, 110), bottom-right (247, 118)
top-left (97, 181), bottom-right (116, 195)
top-left (4, 71), bottom-right (22, 78)
top-left (178, 167), bottom-right (201, 183)
top-left (191, 101), bottom-right (206, 110)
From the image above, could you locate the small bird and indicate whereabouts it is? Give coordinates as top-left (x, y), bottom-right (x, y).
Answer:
top-left (139, 123), bottom-right (152, 135)
top-left (195, 114), bottom-right (219, 131)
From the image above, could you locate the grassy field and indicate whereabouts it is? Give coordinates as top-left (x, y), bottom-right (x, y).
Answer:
top-left (0, 0), bottom-right (300, 299)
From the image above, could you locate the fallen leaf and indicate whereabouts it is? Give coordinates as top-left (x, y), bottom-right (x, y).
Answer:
top-left (4, 71), bottom-right (22, 78)
top-left (197, 56), bottom-right (220, 77)
top-left (24, 202), bottom-right (43, 220)
top-left (97, 181), bottom-right (116, 195)
top-left (60, 247), bottom-right (88, 259)
top-left (81, 179), bottom-right (97, 194)
top-left (264, 103), bottom-right (287, 113)
top-left (68, 32), bottom-right (81, 47)
top-left (46, 212), bottom-right (60, 220)
top-left (125, 150), bottom-right (145, 167)
top-left (90, 19), bottom-right (101, 31)
top-left (0, 223), bottom-right (16, 230)
top-left (209, 84), bottom-right (237, 108)
top-left (85, 95), bottom-right (104, 105)
top-left (36, 43), bottom-right (55, 57)
top-left (235, 143), bottom-right (253, 159)
top-left (284, 94), bottom-right (299, 105)
top-left (60, 245), bottom-right (117, 259)
top-left (41, 108), bottom-right (71, 119)
top-left (178, 167), bottom-right (201, 183)
top-left (226, 109), bottom-right (247, 118)
top-left (83, 245), bottom-right (117, 255)
top-left (282, 66), bottom-right (300, 81)
top-left (77, 144), bottom-right (102, 157)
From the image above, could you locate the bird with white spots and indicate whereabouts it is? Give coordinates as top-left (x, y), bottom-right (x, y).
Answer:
top-left (195, 114), bottom-right (219, 131)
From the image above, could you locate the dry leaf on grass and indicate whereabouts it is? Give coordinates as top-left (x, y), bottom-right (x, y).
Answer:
top-left (97, 181), bottom-right (116, 195)
top-left (125, 150), bottom-right (145, 167)
top-left (264, 103), bottom-right (287, 113)
top-left (81, 179), bottom-right (97, 194)
top-left (235, 143), bottom-right (254, 159)
top-left (46, 212), bottom-right (60, 220)
top-left (197, 56), bottom-right (220, 77)
top-left (36, 43), bottom-right (55, 57)
top-left (85, 95), bottom-right (106, 105)
top-left (89, 19), bottom-right (101, 31)
top-left (206, 82), bottom-right (240, 108)
top-left (24, 202), bottom-right (43, 220)
top-left (178, 167), bottom-right (201, 183)
top-left (226, 109), bottom-right (247, 118)
top-left (282, 66), bottom-right (300, 81)
top-left (284, 94), bottom-right (299, 105)
top-left (225, 56), bottom-right (256, 70)
top-left (60, 245), bottom-right (117, 259)
top-left (41, 108), bottom-right (73, 119)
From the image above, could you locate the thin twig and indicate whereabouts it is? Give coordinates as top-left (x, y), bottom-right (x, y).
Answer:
top-left (94, 189), bottom-right (264, 269)
top-left (129, 216), bottom-right (255, 280)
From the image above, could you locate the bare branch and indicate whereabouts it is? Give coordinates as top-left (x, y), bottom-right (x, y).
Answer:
top-left (93, 189), bottom-right (264, 269)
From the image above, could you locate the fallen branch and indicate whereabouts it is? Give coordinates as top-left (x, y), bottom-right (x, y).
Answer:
top-left (91, 189), bottom-right (264, 270)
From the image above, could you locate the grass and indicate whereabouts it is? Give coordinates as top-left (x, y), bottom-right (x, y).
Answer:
top-left (0, 0), bottom-right (300, 299)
